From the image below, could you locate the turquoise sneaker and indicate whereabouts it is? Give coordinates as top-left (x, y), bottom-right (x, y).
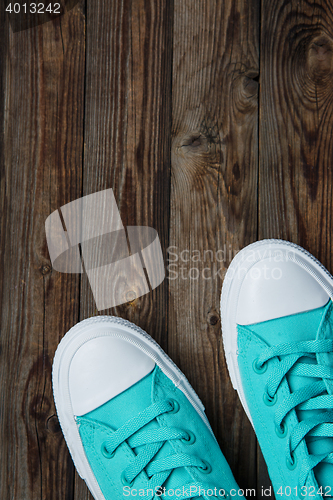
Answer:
top-left (221, 240), bottom-right (333, 500)
top-left (52, 317), bottom-right (240, 499)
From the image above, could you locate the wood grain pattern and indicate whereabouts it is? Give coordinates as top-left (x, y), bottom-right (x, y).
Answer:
top-left (259, 2), bottom-right (333, 495)
top-left (0, 4), bottom-right (85, 499)
top-left (260, 0), bottom-right (333, 268)
top-left (74, 0), bottom-right (172, 497)
top-left (169, 0), bottom-right (259, 491)
top-left (78, 0), bottom-right (172, 341)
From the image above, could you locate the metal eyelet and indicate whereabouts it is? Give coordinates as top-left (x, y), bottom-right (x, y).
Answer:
top-left (286, 452), bottom-right (297, 471)
top-left (252, 358), bottom-right (267, 374)
top-left (167, 399), bottom-right (180, 414)
top-left (181, 431), bottom-right (196, 445)
top-left (121, 471), bottom-right (134, 487)
top-left (197, 459), bottom-right (212, 474)
top-left (263, 389), bottom-right (277, 406)
top-left (101, 442), bottom-right (115, 459)
top-left (275, 422), bottom-right (287, 438)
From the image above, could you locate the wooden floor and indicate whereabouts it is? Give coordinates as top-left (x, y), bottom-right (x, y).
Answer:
top-left (1, 1), bottom-right (333, 498)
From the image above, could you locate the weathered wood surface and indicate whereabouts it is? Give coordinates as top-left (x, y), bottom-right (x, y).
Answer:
top-left (170, 0), bottom-right (259, 494)
top-left (0, 4), bottom-right (85, 499)
top-left (260, 0), bottom-right (333, 261)
top-left (258, 0), bottom-right (333, 492)
top-left (1, 0), bottom-right (333, 499)
top-left (75, 1), bottom-right (172, 498)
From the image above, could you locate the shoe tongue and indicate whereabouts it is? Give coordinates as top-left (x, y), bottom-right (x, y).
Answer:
top-left (83, 366), bottom-right (196, 494)
top-left (251, 301), bottom-right (333, 492)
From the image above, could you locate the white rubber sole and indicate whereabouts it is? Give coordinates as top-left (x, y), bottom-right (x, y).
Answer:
top-left (220, 239), bottom-right (333, 425)
top-left (52, 315), bottom-right (212, 500)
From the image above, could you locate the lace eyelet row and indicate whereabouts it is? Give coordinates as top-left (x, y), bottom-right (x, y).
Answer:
top-left (253, 352), bottom-right (300, 476)
top-left (100, 398), bottom-right (214, 492)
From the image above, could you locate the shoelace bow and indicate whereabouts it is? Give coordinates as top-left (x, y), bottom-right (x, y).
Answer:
top-left (255, 339), bottom-right (333, 487)
top-left (88, 398), bottom-right (227, 500)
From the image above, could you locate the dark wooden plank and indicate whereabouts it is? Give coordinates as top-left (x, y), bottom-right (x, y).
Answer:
top-left (258, 0), bottom-right (333, 495)
top-left (78, 0), bottom-right (172, 330)
top-left (259, 0), bottom-right (333, 266)
top-left (74, 0), bottom-right (172, 497)
top-left (169, 0), bottom-right (259, 492)
top-left (0, 4), bottom-right (85, 499)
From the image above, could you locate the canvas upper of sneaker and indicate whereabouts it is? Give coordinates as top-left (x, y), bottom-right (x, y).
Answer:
top-left (77, 365), bottom-right (240, 500)
top-left (237, 301), bottom-right (333, 497)
top-left (53, 317), bottom-right (242, 500)
top-left (221, 240), bottom-right (333, 500)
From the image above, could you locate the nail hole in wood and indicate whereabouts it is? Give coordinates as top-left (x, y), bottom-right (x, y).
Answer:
top-left (207, 311), bottom-right (220, 326)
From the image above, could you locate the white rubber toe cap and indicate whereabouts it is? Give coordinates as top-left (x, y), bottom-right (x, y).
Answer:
top-left (69, 336), bottom-right (155, 416)
top-left (236, 260), bottom-right (329, 325)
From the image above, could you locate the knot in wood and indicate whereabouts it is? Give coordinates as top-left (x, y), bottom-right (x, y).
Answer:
top-left (231, 69), bottom-right (259, 115)
top-left (41, 264), bottom-right (51, 275)
top-left (308, 35), bottom-right (333, 83)
top-left (172, 126), bottom-right (222, 177)
top-left (29, 394), bottom-right (52, 421)
top-left (243, 76), bottom-right (259, 97)
top-left (207, 311), bottom-right (220, 326)
top-left (46, 415), bottom-right (61, 434)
